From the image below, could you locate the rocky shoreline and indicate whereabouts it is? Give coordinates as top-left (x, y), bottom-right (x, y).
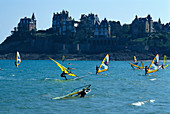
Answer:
top-left (0, 50), bottom-right (165, 61)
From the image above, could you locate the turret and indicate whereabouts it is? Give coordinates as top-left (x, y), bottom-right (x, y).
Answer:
top-left (32, 13), bottom-right (35, 20)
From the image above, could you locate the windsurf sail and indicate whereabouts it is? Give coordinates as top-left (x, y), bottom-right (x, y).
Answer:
top-left (97, 54), bottom-right (109, 74)
top-left (15, 51), bottom-right (21, 67)
top-left (134, 56), bottom-right (137, 62)
top-left (49, 57), bottom-right (77, 77)
top-left (62, 55), bottom-right (65, 62)
top-left (129, 62), bottom-right (144, 69)
top-left (53, 84), bottom-right (91, 99)
top-left (146, 54), bottom-right (160, 74)
top-left (162, 55), bottom-right (169, 69)
top-left (129, 56), bottom-right (144, 69)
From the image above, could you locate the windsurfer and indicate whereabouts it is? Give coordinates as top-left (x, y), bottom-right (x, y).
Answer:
top-left (96, 65), bottom-right (99, 74)
top-left (145, 66), bottom-right (148, 75)
top-left (67, 67), bottom-right (75, 70)
top-left (78, 89), bottom-right (86, 97)
top-left (78, 84), bottom-right (91, 97)
top-left (161, 64), bottom-right (164, 69)
top-left (15, 62), bottom-right (17, 67)
top-left (61, 71), bottom-right (67, 80)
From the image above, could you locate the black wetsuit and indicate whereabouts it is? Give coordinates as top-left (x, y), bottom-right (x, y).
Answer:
top-left (15, 62), bottom-right (17, 67)
top-left (78, 90), bottom-right (86, 97)
top-left (61, 72), bottom-right (67, 80)
top-left (145, 66), bottom-right (148, 75)
top-left (96, 66), bottom-right (99, 74)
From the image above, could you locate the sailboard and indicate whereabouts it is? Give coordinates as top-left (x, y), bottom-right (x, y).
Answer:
top-left (62, 55), bottom-right (65, 62)
top-left (162, 55), bottom-right (169, 69)
top-left (15, 51), bottom-right (21, 67)
top-left (71, 75), bottom-right (89, 80)
top-left (49, 57), bottom-right (77, 77)
top-left (129, 56), bottom-right (144, 69)
top-left (146, 54), bottom-right (160, 74)
top-left (97, 54), bottom-right (109, 74)
top-left (53, 84), bottom-right (91, 100)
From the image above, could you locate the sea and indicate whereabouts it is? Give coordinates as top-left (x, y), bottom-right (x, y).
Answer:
top-left (0, 60), bottom-right (170, 113)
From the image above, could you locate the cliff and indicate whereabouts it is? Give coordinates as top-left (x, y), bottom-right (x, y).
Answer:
top-left (0, 31), bottom-right (170, 60)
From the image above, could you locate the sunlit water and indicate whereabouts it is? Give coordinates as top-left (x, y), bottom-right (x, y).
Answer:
top-left (0, 60), bottom-right (170, 113)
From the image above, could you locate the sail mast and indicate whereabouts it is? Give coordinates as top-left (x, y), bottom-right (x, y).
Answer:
top-left (146, 54), bottom-right (159, 74)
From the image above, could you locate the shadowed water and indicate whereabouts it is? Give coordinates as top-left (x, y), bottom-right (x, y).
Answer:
top-left (0, 60), bottom-right (170, 113)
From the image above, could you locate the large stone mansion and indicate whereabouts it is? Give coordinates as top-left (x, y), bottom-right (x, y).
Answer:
top-left (14, 10), bottom-right (169, 39)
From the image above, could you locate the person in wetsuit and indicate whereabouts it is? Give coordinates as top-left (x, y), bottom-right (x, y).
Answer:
top-left (145, 66), bottom-right (148, 76)
top-left (61, 71), bottom-right (67, 80)
top-left (15, 61), bottom-right (17, 67)
top-left (78, 89), bottom-right (86, 97)
top-left (78, 85), bottom-right (91, 97)
top-left (96, 65), bottom-right (99, 74)
top-left (161, 64), bottom-right (164, 69)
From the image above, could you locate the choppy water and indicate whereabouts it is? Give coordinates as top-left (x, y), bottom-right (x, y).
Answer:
top-left (0, 60), bottom-right (170, 113)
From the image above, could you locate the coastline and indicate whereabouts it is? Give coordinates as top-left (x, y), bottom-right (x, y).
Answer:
top-left (0, 51), bottom-right (163, 61)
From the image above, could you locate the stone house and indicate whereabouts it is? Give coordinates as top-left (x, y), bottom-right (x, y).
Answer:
top-left (17, 13), bottom-right (36, 31)
top-left (52, 10), bottom-right (76, 36)
top-left (94, 18), bottom-right (111, 38)
top-left (131, 15), bottom-right (153, 38)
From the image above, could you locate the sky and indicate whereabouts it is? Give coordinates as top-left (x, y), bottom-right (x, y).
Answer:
top-left (0, 0), bottom-right (169, 44)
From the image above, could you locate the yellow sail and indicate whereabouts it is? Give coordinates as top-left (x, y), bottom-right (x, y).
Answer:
top-left (53, 84), bottom-right (91, 99)
top-left (134, 56), bottom-right (137, 62)
top-left (163, 55), bottom-right (169, 69)
top-left (49, 57), bottom-right (77, 77)
top-left (129, 61), bottom-right (144, 69)
top-left (97, 54), bottom-right (109, 74)
top-left (147, 54), bottom-right (159, 74)
top-left (129, 56), bottom-right (144, 69)
top-left (16, 51), bottom-right (21, 67)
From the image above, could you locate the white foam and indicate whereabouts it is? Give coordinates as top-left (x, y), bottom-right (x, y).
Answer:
top-left (131, 99), bottom-right (155, 106)
top-left (149, 78), bottom-right (156, 81)
top-left (150, 99), bottom-right (155, 103)
top-left (44, 78), bottom-right (50, 80)
top-left (131, 101), bottom-right (145, 106)
top-left (10, 74), bottom-right (15, 76)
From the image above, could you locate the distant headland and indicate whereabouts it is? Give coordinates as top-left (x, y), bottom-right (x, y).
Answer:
top-left (0, 10), bottom-right (170, 60)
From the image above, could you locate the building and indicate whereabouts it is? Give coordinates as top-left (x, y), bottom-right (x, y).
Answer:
top-left (17, 13), bottom-right (36, 31)
top-left (52, 10), bottom-right (76, 36)
top-left (131, 15), bottom-right (153, 38)
top-left (153, 18), bottom-right (162, 32)
top-left (80, 13), bottom-right (100, 28)
top-left (94, 18), bottom-right (111, 38)
top-left (109, 21), bottom-right (121, 37)
top-left (74, 13), bottom-right (100, 39)
top-left (162, 23), bottom-right (170, 32)
top-left (78, 13), bottom-right (100, 32)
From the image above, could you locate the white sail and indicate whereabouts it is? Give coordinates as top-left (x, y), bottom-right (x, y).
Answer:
top-left (97, 54), bottom-right (109, 73)
top-left (16, 51), bottom-right (21, 67)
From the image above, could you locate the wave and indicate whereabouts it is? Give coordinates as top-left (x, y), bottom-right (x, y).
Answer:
top-left (27, 78), bottom-right (37, 81)
top-left (43, 78), bottom-right (66, 82)
top-left (149, 78), bottom-right (157, 81)
top-left (131, 99), bottom-right (155, 106)
top-left (10, 74), bottom-right (15, 76)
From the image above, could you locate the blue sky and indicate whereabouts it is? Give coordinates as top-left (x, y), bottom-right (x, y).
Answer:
top-left (0, 0), bottom-right (169, 43)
